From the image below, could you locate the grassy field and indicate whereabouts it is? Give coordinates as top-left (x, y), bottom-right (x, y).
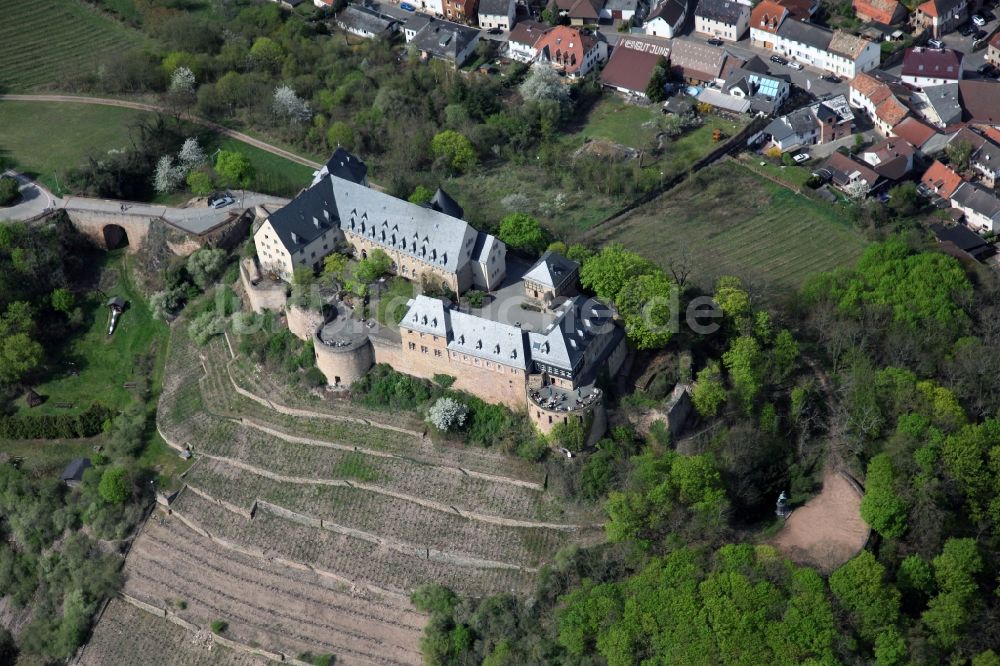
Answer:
top-left (20, 251), bottom-right (169, 416)
top-left (0, 101), bottom-right (314, 198)
top-left (589, 160), bottom-right (869, 294)
top-left (574, 97), bottom-right (665, 148)
top-left (0, 0), bottom-right (152, 92)
top-left (0, 437), bottom-right (101, 475)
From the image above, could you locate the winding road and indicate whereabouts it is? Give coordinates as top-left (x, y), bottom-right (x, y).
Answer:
top-left (0, 94), bottom-right (323, 170)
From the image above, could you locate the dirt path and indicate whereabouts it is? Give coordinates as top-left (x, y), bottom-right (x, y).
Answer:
top-left (771, 467), bottom-right (869, 573)
top-left (0, 94), bottom-right (323, 170)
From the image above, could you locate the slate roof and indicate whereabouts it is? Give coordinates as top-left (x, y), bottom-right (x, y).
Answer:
top-left (429, 187), bottom-right (464, 219)
top-left (478, 0), bottom-right (513, 16)
top-left (953, 182), bottom-right (1000, 220)
top-left (722, 66), bottom-right (789, 114)
top-left (902, 47), bottom-right (963, 80)
top-left (822, 151), bottom-right (882, 189)
top-left (764, 106), bottom-right (816, 142)
top-left (410, 18), bottom-right (480, 63)
top-left (528, 296), bottom-right (616, 373)
top-left (523, 251), bottom-right (579, 289)
top-left (267, 178), bottom-right (339, 253)
top-left (325, 147), bottom-right (368, 184)
top-left (449, 310), bottom-right (528, 369)
top-left (549, 0), bottom-right (602, 20)
top-left (61, 458), bottom-right (91, 483)
top-left (776, 18), bottom-right (833, 51)
top-left (336, 5), bottom-right (398, 35)
top-left (401, 295), bottom-right (450, 337)
top-left (931, 223), bottom-right (989, 252)
top-left (921, 82), bottom-right (963, 126)
top-left (649, 0), bottom-right (687, 24)
top-left (696, 0), bottom-right (748, 23)
top-left (331, 177), bottom-right (479, 273)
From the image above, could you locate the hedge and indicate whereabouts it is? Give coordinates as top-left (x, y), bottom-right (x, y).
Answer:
top-left (0, 403), bottom-right (113, 439)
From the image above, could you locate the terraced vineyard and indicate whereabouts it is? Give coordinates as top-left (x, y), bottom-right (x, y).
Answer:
top-left (103, 320), bottom-right (604, 664)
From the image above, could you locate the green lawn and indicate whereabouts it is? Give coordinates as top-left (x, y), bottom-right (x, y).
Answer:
top-left (20, 251), bottom-right (169, 416)
top-left (0, 437), bottom-right (102, 475)
top-left (0, 100), bottom-right (315, 198)
top-left (375, 276), bottom-right (415, 329)
top-left (574, 97), bottom-right (665, 148)
top-left (589, 161), bottom-right (869, 294)
top-left (0, 0), bottom-right (152, 92)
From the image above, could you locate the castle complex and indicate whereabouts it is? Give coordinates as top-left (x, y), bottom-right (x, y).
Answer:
top-left (248, 150), bottom-right (626, 438)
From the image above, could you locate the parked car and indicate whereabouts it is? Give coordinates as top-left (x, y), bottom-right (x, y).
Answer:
top-left (788, 61), bottom-right (803, 70)
top-left (978, 62), bottom-right (997, 76)
top-left (209, 193), bottom-right (235, 209)
top-left (487, 27), bottom-right (502, 34)
top-left (770, 55), bottom-right (788, 65)
top-left (821, 74), bottom-right (841, 83)
top-left (928, 38), bottom-right (944, 48)
top-left (706, 37), bottom-right (724, 46)
top-left (793, 152), bottom-right (810, 163)
top-left (972, 14), bottom-right (986, 25)
top-left (959, 23), bottom-right (976, 36)
top-left (400, 2), bottom-right (415, 10)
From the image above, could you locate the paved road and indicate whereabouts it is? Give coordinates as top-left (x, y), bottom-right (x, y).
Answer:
top-left (0, 170), bottom-right (289, 234)
top-left (0, 94), bottom-right (323, 170)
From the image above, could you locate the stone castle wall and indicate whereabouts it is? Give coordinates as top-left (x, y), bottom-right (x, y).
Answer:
top-left (240, 261), bottom-right (287, 314)
top-left (314, 336), bottom-right (374, 387)
top-left (287, 304), bottom-right (325, 342)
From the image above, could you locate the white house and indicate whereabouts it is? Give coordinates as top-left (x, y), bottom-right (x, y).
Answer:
top-left (951, 183), bottom-right (1000, 233)
top-left (507, 20), bottom-right (550, 61)
top-left (602, 0), bottom-right (639, 21)
top-left (900, 47), bottom-right (963, 89)
top-left (645, 0), bottom-right (688, 38)
top-left (478, 0), bottom-right (516, 30)
top-left (335, 6), bottom-right (399, 39)
top-left (695, 0), bottom-right (750, 41)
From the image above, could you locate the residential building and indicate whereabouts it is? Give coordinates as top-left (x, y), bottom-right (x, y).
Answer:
top-left (989, 32), bottom-right (1000, 68)
top-left (478, 0), bottom-right (516, 29)
top-left (958, 80), bottom-right (1000, 125)
top-left (860, 136), bottom-right (915, 180)
top-left (852, 0), bottom-right (907, 25)
top-left (695, 0), bottom-right (751, 41)
top-left (760, 94), bottom-right (855, 151)
top-left (443, 0), bottom-right (479, 24)
top-left (507, 20), bottom-right (550, 61)
top-left (911, 0), bottom-right (968, 38)
top-left (891, 116), bottom-right (940, 152)
top-left (402, 12), bottom-right (434, 42)
top-left (920, 159), bottom-right (963, 199)
top-left (952, 183), bottom-right (1000, 232)
top-left (775, 0), bottom-right (820, 20)
top-left (721, 58), bottom-right (791, 115)
top-left (901, 47), bottom-right (963, 89)
top-left (600, 36), bottom-right (672, 96)
top-left (547, 0), bottom-right (602, 25)
top-left (947, 127), bottom-right (1000, 188)
top-left (849, 70), bottom-right (912, 135)
top-left (416, 0), bottom-right (446, 17)
top-left (931, 223), bottom-right (996, 261)
top-left (534, 25), bottom-right (607, 78)
top-left (750, 3), bottom-right (879, 78)
top-left (409, 17), bottom-right (482, 67)
top-left (645, 0), bottom-right (688, 38)
top-left (819, 151), bottom-right (883, 196)
top-left (335, 6), bottom-right (400, 39)
top-left (602, 0), bottom-right (639, 21)
top-left (522, 251), bottom-right (580, 304)
top-left (669, 39), bottom-right (745, 83)
top-left (914, 82), bottom-right (962, 127)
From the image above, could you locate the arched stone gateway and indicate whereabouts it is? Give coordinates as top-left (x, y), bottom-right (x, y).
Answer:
top-left (102, 224), bottom-right (129, 249)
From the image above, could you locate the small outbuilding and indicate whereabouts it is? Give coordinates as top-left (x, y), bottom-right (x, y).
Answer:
top-left (25, 389), bottom-right (43, 408)
top-left (61, 458), bottom-right (92, 488)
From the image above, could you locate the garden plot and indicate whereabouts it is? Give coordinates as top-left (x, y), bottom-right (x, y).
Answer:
top-left (122, 514), bottom-right (424, 666)
top-left (75, 597), bottom-right (269, 666)
top-left (185, 459), bottom-right (597, 568)
top-left (171, 489), bottom-right (536, 597)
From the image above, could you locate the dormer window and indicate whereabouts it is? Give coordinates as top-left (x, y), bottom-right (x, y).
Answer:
top-left (431, 249), bottom-right (437, 260)
top-left (476, 339), bottom-right (483, 349)
top-left (432, 317), bottom-right (437, 327)
top-left (494, 344), bottom-right (500, 354)
top-left (511, 349), bottom-right (517, 359)
top-left (422, 315), bottom-right (428, 325)
top-left (459, 334), bottom-right (465, 344)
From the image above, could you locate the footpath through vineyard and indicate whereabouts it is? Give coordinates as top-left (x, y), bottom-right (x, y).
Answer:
top-left (93, 322), bottom-right (604, 665)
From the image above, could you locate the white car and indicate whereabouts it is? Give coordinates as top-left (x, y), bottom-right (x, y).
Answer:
top-left (793, 152), bottom-right (810, 163)
top-left (972, 14), bottom-right (986, 26)
top-left (210, 194), bottom-right (236, 209)
top-left (788, 61), bottom-right (804, 70)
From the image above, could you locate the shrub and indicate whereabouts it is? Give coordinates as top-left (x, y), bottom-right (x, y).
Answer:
top-left (98, 467), bottom-right (130, 504)
top-left (0, 176), bottom-right (20, 206)
top-left (211, 620), bottom-right (228, 634)
top-left (0, 403), bottom-right (113, 439)
top-left (188, 311), bottom-right (225, 345)
top-left (433, 374), bottom-right (456, 388)
top-left (465, 290), bottom-right (485, 308)
top-left (427, 397), bottom-right (469, 432)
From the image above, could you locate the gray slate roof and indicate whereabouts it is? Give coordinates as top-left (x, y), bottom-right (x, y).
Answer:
top-left (429, 187), bottom-right (464, 219)
top-left (649, 0), bottom-right (687, 24)
top-left (776, 18), bottom-right (833, 51)
top-left (267, 178), bottom-right (338, 253)
top-left (523, 251), bottom-right (579, 289)
top-left (325, 147), bottom-right (368, 184)
top-left (695, 0), bottom-right (748, 24)
top-left (528, 296), bottom-right (616, 373)
top-left (479, 0), bottom-right (513, 16)
top-left (922, 83), bottom-right (962, 126)
top-left (764, 106), bottom-right (816, 142)
top-left (410, 18), bottom-right (480, 63)
top-left (449, 310), bottom-right (528, 369)
top-left (330, 176), bottom-right (479, 273)
top-left (61, 458), bottom-right (91, 483)
top-left (336, 6), bottom-right (398, 35)
top-left (953, 183), bottom-right (1000, 220)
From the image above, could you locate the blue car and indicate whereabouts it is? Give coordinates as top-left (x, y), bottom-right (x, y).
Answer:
top-left (400, 2), bottom-right (415, 10)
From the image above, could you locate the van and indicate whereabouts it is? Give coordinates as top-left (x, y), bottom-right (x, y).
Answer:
top-left (928, 38), bottom-right (944, 48)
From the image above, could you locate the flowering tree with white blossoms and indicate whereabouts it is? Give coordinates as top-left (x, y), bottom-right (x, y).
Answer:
top-left (426, 397), bottom-right (469, 432)
top-left (178, 138), bottom-right (206, 170)
top-left (169, 66), bottom-right (195, 95)
top-left (273, 84), bottom-right (312, 124)
top-left (153, 155), bottom-right (185, 193)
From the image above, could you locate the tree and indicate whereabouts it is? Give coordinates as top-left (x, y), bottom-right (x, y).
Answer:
top-left (188, 311), bottom-right (224, 345)
top-left (408, 185), bottom-right (434, 206)
top-left (178, 137), bottom-right (206, 170)
top-left (50, 288), bottom-right (74, 315)
top-left (149, 288), bottom-right (184, 320)
top-left (770, 329), bottom-right (799, 381)
top-left (354, 249), bottom-right (392, 284)
top-left (186, 170), bottom-right (213, 196)
top-left (0, 176), bottom-right (19, 206)
top-left (168, 66), bottom-right (195, 95)
top-left (616, 272), bottom-right (677, 350)
top-left (153, 155), bottom-right (185, 193)
top-left (322, 252), bottom-right (350, 286)
top-left (214, 150), bottom-right (255, 189)
top-left (520, 64), bottom-right (570, 107)
top-left (579, 243), bottom-right (658, 302)
top-left (98, 467), bottom-right (130, 504)
top-left (326, 121), bottom-right (356, 151)
top-left (845, 178), bottom-right (871, 201)
top-left (722, 336), bottom-right (764, 412)
top-left (945, 139), bottom-right (973, 172)
top-left (431, 130), bottom-right (477, 174)
top-left (887, 182), bottom-right (921, 218)
top-left (645, 57), bottom-right (670, 102)
top-left (249, 37), bottom-right (284, 72)
top-left (186, 248), bottom-right (226, 290)
top-left (829, 551), bottom-right (900, 642)
top-left (0, 333), bottom-right (44, 384)
top-left (426, 397), bottom-right (469, 431)
top-left (860, 453), bottom-right (909, 539)
top-left (273, 84), bottom-right (312, 124)
top-left (693, 361), bottom-right (727, 418)
top-left (497, 213), bottom-right (548, 254)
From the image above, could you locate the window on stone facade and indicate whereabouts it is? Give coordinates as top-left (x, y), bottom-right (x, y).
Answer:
top-left (434, 349), bottom-right (442, 357)
top-left (408, 342), bottom-right (416, 350)
top-left (421, 346), bottom-right (428, 353)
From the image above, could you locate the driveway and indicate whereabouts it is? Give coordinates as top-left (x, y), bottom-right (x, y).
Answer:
top-left (0, 169), bottom-right (60, 221)
top-left (808, 129), bottom-right (877, 158)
